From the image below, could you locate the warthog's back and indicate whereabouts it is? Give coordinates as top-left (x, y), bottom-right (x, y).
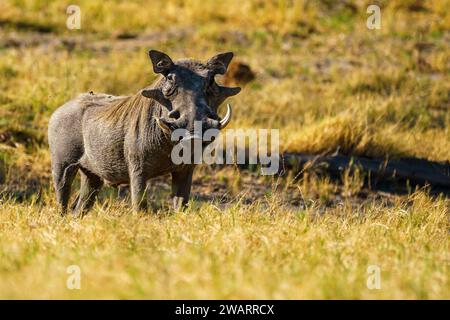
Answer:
top-left (48, 93), bottom-right (127, 168)
top-left (77, 92), bottom-right (128, 110)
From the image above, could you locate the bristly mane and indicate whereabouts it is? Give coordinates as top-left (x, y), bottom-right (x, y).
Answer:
top-left (87, 77), bottom-right (165, 126)
top-left (77, 77), bottom-right (169, 147)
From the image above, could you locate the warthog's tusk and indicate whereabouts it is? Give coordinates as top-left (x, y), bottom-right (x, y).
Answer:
top-left (155, 117), bottom-right (171, 133)
top-left (219, 104), bottom-right (232, 129)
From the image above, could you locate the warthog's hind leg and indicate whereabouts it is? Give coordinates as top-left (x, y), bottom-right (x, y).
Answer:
top-left (52, 162), bottom-right (79, 215)
top-left (72, 169), bottom-right (103, 216)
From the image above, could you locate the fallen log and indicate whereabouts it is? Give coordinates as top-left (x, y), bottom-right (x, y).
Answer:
top-left (278, 153), bottom-right (450, 189)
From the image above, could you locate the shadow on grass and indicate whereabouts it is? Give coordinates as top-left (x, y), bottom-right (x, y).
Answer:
top-left (0, 19), bottom-right (55, 33)
top-left (1, 154), bottom-right (449, 210)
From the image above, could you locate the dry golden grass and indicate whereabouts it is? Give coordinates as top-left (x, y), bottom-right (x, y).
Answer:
top-left (0, 191), bottom-right (448, 299)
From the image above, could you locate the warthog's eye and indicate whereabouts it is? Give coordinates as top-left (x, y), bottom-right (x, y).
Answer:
top-left (162, 75), bottom-right (177, 97)
top-left (206, 76), bottom-right (219, 96)
top-left (168, 110), bottom-right (180, 119)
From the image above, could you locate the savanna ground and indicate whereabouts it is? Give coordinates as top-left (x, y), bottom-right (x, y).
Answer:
top-left (0, 0), bottom-right (449, 299)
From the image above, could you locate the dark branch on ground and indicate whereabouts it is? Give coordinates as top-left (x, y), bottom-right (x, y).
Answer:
top-left (231, 150), bottom-right (450, 195)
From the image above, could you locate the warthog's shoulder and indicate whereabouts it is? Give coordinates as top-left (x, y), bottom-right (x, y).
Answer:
top-left (77, 92), bottom-right (129, 109)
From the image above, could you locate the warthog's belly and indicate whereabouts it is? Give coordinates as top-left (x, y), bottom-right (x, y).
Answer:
top-left (81, 127), bottom-right (181, 184)
top-left (82, 124), bottom-right (129, 184)
top-left (83, 150), bottom-right (129, 185)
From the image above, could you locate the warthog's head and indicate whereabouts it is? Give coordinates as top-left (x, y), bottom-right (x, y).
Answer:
top-left (141, 50), bottom-right (241, 139)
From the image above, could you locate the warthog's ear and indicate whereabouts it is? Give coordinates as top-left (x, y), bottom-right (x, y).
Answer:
top-left (208, 86), bottom-right (241, 111)
top-left (141, 88), bottom-right (171, 109)
top-left (219, 85), bottom-right (241, 97)
top-left (148, 50), bottom-right (174, 76)
top-left (206, 52), bottom-right (234, 75)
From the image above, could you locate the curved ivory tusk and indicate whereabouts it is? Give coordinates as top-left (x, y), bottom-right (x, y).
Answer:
top-left (155, 117), bottom-right (171, 133)
top-left (219, 104), bottom-right (232, 129)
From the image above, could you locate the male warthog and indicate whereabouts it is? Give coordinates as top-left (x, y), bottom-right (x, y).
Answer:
top-left (48, 50), bottom-right (241, 214)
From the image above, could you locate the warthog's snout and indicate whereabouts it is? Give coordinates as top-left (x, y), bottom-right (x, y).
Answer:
top-left (155, 103), bottom-right (232, 134)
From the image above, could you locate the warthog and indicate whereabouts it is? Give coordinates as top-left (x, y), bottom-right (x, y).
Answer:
top-left (48, 50), bottom-right (241, 214)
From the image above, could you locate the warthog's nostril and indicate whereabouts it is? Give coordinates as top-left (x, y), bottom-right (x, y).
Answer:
top-left (204, 118), bottom-right (220, 130)
top-left (168, 110), bottom-right (180, 119)
top-left (207, 110), bottom-right (219, 120)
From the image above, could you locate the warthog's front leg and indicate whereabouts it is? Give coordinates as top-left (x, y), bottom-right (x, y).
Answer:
top-left (129, 169), bottom-right (147, 212)
top-left (171, 166), bottom-right (194, 210)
